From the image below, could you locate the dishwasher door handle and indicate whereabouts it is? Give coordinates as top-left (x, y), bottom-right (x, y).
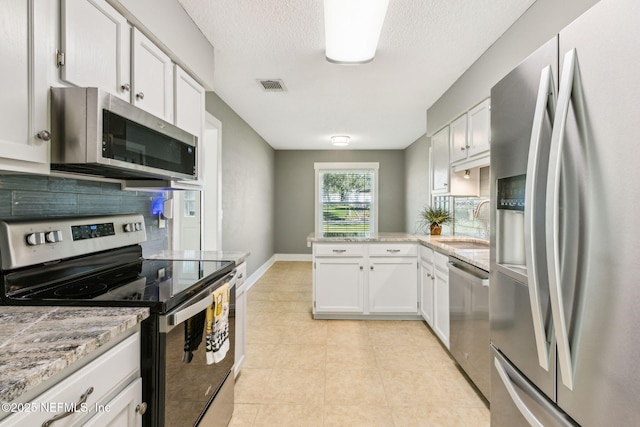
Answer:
top-left (448, 262), bottom-right (489, 287)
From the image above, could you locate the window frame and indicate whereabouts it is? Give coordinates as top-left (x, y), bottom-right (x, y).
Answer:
top-left (314, 162), bottom-right (379, 237)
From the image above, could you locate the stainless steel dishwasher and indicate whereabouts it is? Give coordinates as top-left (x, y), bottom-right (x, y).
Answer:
top-left (449, 256), bottom-right (490, 401)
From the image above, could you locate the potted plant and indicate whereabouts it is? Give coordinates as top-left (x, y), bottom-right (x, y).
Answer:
top-left (418, 206), bottom-right (452, 235)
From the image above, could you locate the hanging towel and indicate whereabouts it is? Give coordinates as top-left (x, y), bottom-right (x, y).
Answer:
top-left (183, 311), bottom-right (206, 363)
top-left (206, 282), bottom-right (231, 365)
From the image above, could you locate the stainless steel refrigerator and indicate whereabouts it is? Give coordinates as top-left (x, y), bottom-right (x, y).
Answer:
top-left (489, 0), bottom-right (640, 425)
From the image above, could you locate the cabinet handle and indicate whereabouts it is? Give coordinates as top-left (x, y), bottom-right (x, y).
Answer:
top-left (360, 266), bottom-right (363, 270)
top-left (332, 249), bottom-right (347, 253)
top-left (386, 249), bottom-right (401, 253)
top-left (370, 266), bottom-right (374, 270)
top-left (41, 386), bottom-right (93, 427)
top-left (426, 273), bottom-right (431, 278)
top-left (136, 92), bottom-right (145, 100)
top-left (36, 130), bottom-right (51, 141)
top-left (121, 83), bottom-right (131, 92)
top-left (136, 402), bottom-right (148, 415)
top-left (460, 147), bottom-right (466, 151)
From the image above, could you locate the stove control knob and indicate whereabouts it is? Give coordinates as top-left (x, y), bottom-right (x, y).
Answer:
top-left (26, 232), bottom-right (45, 246)
top-left (124, 223), bottom-right (133, 232)
top-left (45, 231), bottom-right (63, 243)
top-left (135, 222), bottom-right (142, 231)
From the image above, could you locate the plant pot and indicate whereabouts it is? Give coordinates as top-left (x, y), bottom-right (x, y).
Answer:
top-left (430, 224), bottom-right (442, 236)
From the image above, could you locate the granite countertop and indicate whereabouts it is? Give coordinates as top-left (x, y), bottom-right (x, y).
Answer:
top-left (145, 250), bottom-right (250, 265)
top-left (0, 306), bottom-right (149, 405)
top-left (307, 232), bottom-right (489, 272)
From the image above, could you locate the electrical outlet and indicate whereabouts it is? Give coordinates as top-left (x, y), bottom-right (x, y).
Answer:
top-left (158, 213), bottom-right (166, 229)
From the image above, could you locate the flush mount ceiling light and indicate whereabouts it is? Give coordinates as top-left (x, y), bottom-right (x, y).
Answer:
top-left (464, 169), bottom-right (471, 179)
top-left (324, 0), bottom-right (389, 64)
top-left (331, 136), bottom-right (350, 147)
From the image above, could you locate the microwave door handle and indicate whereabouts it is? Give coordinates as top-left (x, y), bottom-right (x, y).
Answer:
top-left (546, 49), bottom-right (584, 391)
top-left (524, 65), bottom-right (556, 372)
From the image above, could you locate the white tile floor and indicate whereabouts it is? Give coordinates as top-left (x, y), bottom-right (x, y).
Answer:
top-left (230, 262), bottom-right (490, 427)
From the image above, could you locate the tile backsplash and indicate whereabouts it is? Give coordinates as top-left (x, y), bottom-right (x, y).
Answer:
top-left (0, 175), bottom-right (169, 254)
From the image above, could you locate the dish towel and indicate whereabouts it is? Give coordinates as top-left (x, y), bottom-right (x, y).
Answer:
top-left (206, 283), bottom-right (230, 365)
top-left (182, 311), bottom-right (206, 363)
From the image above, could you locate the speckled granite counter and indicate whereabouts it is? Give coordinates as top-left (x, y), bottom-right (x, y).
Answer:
top-left (307, 232), bottom-right (489, 272)
top-left (145, 250), bottom-right (250, 265)
top-left (0, 306), bottom-right (149, 404)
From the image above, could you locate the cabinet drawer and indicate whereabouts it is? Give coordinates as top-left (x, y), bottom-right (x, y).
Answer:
top-left (1, 333), bottom-right (140, 426)
top-left (420, 245), bottom-right (434, 262)
top-left (434, 250), bottom-right (449, 272)
top-left (369, 243), bottom-right (417, 257)
top-left (314, 244), bottom-right (364, 257)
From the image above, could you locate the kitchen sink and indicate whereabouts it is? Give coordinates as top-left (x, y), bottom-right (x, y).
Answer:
top-left (438, 240), bottom-right (489, 250)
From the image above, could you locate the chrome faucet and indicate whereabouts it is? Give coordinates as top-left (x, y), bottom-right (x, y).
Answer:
top-left (473, 199), bottom-right (491, 219)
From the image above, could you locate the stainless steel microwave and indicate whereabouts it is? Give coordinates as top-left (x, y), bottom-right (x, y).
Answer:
top-left (50, 87), bottom-right (197, 181)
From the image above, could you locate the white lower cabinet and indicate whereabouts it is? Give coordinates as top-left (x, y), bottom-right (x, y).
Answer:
top-left (314, 257), bottom-right (365, 313)
top-left (369, 257), bottom-right (418, 314)
top-left (433, 251), bottom-right (450, 349)
top-left (234, 262), bottom-right (248, 378)
top-left (0, 333), bottom-right (143, 427)
top-left (419, 246), bottom-right (435, 326)
top-left (313, 243), bottom-right (418, 318)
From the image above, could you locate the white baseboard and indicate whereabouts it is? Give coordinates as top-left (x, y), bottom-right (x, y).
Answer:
top-left (274, 253), bottom-right (313, 262)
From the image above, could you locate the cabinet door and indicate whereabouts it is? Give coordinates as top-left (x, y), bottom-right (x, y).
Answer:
top-left (420, 258), bottom-right (435, 326)
top-left (131, 28), bottom-right (173, 121)
top-left (174, 65), bottom-right (205, 139)
top-left (449, 114), bottom-right (468, 163)
top-left (431, 126), bottom-right (450, 193)
top-left (368, 258), bottom-right (418, 314)
top-left (234, 284), bottom-right (247, 378)
top-left (83, 378), bottom-right (143, 427)
top-left (314, 258), bottom-right (364, 313)
top-left (433, 266), bottom-right (450, 349)
top-left (60, 0), bottom-right (131, 101)
top-left (0, 0), bottom-right (50, 174)
top-left (467, 98), bottom-right (491, 157)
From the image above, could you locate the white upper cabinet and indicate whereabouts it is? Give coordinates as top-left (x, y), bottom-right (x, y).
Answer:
top-left (60, 0), bottom-right (132, 101)
top-left (132, 28), bottom-right (174, 122)
top-left (466, 98), bottom-right (491, 157)
top-left (431, 126), bottom-right (450, 193)
top-left (449, 113), bottom-right (468, 164)
top-left (0, 0), bottom-right (51, 174)
top-left (174, 65), bottom-right (205, 139)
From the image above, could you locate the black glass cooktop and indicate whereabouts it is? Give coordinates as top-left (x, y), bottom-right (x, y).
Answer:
top-left (0, 246), bottom-right (234, 313)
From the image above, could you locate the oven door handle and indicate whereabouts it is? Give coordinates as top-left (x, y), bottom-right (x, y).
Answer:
top-left (167, 270), bottom-right (238, 327)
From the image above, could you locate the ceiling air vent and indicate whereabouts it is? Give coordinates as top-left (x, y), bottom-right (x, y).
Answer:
top-left (258, 79), bottom-right (287, 92)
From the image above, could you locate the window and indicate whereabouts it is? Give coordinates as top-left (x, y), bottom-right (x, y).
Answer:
top-left (314, 162), bottom-right (379, 237)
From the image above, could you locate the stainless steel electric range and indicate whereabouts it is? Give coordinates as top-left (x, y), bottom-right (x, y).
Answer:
top-left (0, 214), bottom-right (237, 427)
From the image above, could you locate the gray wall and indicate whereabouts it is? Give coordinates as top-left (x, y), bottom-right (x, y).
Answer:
top-left (205, 92), bottom-right (275, 275)
top-left (0, 175), bottom-right (168, 255)
top-left (274, 150), bottom-right (406, 255)
top-left (427, 0), bottom-right (600, 134)
top-left (404, 134), bottom-right (431, 233)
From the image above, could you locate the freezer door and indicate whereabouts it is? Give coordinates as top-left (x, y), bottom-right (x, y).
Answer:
top-left (491, 346), bottom-right (577, 427)
top-left (550, 0), bottom-right (640, 424)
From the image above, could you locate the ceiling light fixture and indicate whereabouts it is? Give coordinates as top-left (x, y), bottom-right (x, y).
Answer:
top-left (324, 0), bottom-right (389, 64)
top-left (331, 135), bottom-right (350, 147)
top-left (464, 169), bottom-right (471, 179)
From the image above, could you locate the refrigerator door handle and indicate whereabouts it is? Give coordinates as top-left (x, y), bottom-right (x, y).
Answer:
top-left (494, 357), bottom-right (545, 427)
top-left (546, 48), bottom-right (584, 391)
top-left (524, 65), bottom-right (556, 372)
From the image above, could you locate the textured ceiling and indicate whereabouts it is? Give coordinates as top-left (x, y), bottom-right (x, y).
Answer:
top-left (177, 0), bottom-right (536, 150)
